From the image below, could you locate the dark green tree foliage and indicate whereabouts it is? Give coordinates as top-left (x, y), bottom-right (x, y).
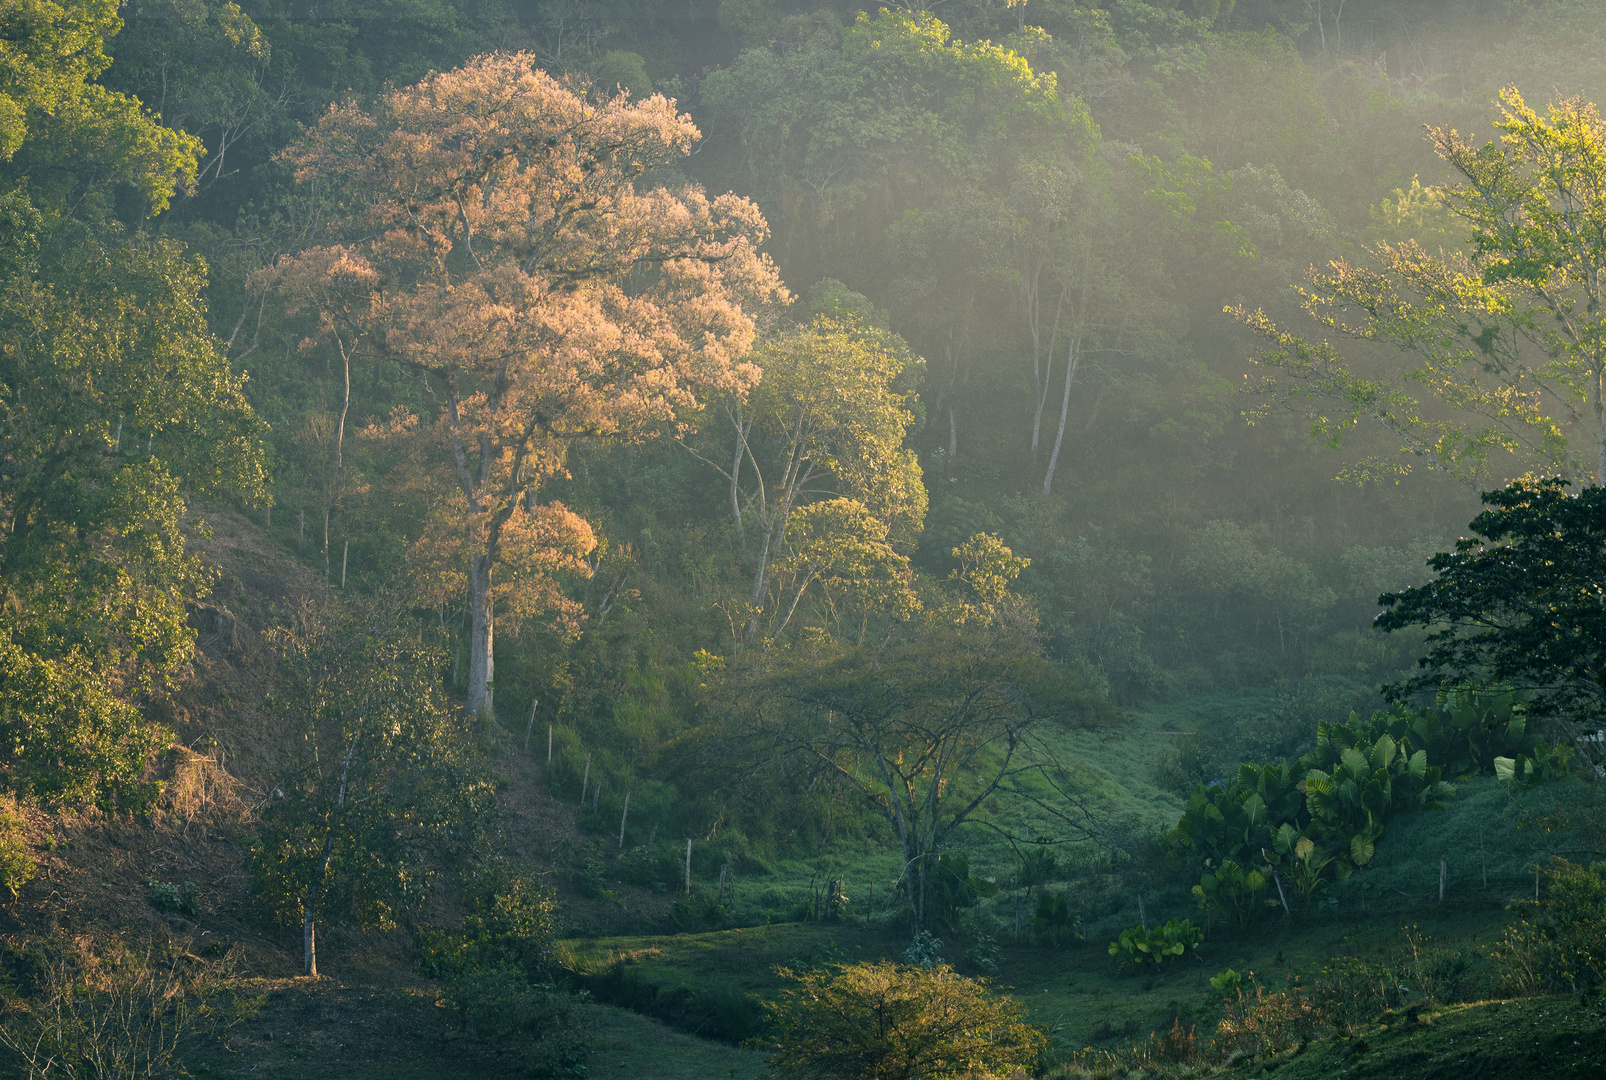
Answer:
top-left (0, 0), bottom-right (202, 213)
top-left (248, 603), bottom-right (495, 977)
top-left (0, 1), bottom-right (267, 809)
top-left (1379, 478), bottom-right (1606, 735)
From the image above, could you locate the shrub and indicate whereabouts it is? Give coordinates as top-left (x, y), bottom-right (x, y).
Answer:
top-left (419, 874), bottom-right (560, 983)
top-left (765, 961), bottom-right (1046, 1079)
top-left (0, 935), bottom-right (256, 1078)
top-left (441, 964), bottom-right (590, 1077)
top-left (668, 886), bottom-right (731, 931)
top-left (1108, 919), bottom-right (1203, 969)
top-left (1192, 858), bottom-right (1268, 929)
top-left (146, 878), bottom-right (200, 918)
top-left (1291, 926), bottom-right (1483, 1038)
top-left (961, 920), bottom-right (1001, 973)
top-left (0, 803), bottom-right (35, 899)
top-left (900, 930), bottom-right (943, 968)
top-left (1213, 975), bottom-right (1320, 1057)
top-left (1490, 858), bottom-right (1606, 996)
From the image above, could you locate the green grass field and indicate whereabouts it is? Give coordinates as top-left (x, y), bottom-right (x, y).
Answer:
top-left (549, 687), bottom-right (1605, 1077)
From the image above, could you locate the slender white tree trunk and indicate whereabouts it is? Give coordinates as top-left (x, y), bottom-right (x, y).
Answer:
top-left (1042, 339), bottom-right (1079, 497)
top-left (303, 740), bottom-right (355, 977)
top-left (1032, 352), bottom-right (1054, 455)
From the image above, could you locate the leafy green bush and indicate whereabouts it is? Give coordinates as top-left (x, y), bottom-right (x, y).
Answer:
top-left (1306, 927), bottom-right (1486, 1031)
top-left (616, 842), bottom-right (682, 893)
top-left (900, 930), bottom-right (944, 968)
top-left (1209, 968), bottom-right (1245, 998)
top-left (419, 874), bottom-right (560, 983)
top-left (960, 919), bottom-right (1001, 973)
top-left (145, 878), bottom-right (199, 917)
top-left (668, 886), bottom-right (731, 931)
top-left (1169, 709), bottom-right (1471, 926)
top-left (1108, 919), bottom-right (1203, 968)
top-left (1191, 859), bottom-right (1267, 928)
top-left (919, 854), bottom-right (998, 932)
top-left (441, 964), bottom-right (590, 1076)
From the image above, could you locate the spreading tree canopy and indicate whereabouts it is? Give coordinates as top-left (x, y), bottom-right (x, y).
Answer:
top-left (1238, 90), bottom-right (1606, 486)
top-left (1378, 477), bottom-right (1606, 736)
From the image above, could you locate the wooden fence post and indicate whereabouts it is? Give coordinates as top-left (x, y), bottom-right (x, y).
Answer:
top-left (685, 839), bottom-right (692, 895)
top-left (619, 792), bottom-right (630, 849)
top-left (580, 753), bottom-right (590, 805)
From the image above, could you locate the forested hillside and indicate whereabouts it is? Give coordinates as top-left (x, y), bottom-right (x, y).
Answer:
top-left (2, 2), bottom-right (1605, 1078)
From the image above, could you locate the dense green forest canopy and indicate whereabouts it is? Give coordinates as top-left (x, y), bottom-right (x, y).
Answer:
top-left (6, 0), bottom-right (1606, 961)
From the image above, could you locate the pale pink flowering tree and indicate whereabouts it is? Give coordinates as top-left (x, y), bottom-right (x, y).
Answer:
top-left (266, 53), bottom-right (786, 717)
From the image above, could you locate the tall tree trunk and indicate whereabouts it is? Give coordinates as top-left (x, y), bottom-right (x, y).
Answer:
top-left (1042, 339), bottom-right (1079, 497)
top-left (303, 836), bottom-right (332, 977)
top-left (912, 850), bottom-right (927, 935)
top-left (303, 739), bottom-right (356, 977)
top-left (467, 551), bottom-right (495, 719)
top-left (337, 340), bottom-right (351, 476)
top-left (1031, 352), bottom-right (1054, 457)
top-left (1595, 367), bottom-right (1605, 482)
top-left (730, 407), bottom-right (747, 537)
top-left (744, 438), bottom-right (810, 642)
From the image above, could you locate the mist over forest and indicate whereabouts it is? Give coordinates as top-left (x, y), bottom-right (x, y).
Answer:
top-left (2, 2), bottom-right (1606, 1078)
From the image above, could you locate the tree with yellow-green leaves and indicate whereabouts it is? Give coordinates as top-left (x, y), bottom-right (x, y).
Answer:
top-left (764, 960), bottom-right (1045, 1080)
top-left (1236, 89), bottom-right (1606, 487)
top-left (684, 315), bottom-right (925, 644)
